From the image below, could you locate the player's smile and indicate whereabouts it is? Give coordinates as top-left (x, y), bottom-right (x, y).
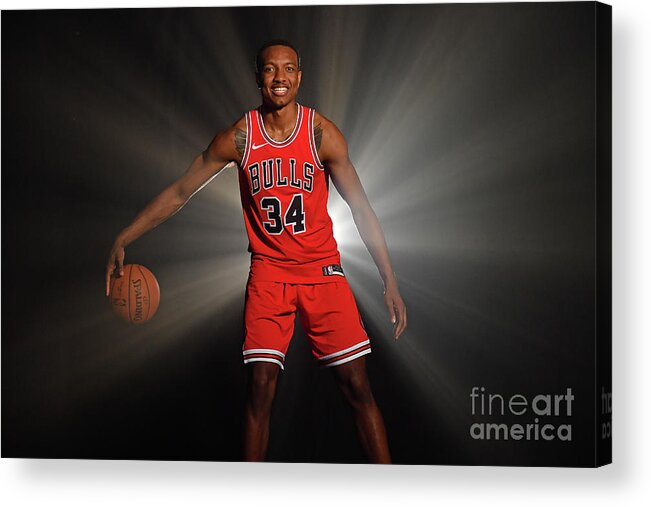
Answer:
top-left (271, 86), bottom-right (289, 96)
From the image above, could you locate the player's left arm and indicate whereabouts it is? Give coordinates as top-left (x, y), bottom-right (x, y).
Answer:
top-left (317, 114), bottom-right (407, 339)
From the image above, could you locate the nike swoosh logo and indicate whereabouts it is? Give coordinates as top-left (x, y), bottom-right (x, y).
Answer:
top-left (252, 143), bottom-right (268, 150)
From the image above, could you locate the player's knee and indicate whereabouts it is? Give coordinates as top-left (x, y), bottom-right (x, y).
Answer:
top-left (247, 364), bottom-right (279, 400)
top-left (339, 370), bottom-right (374, 408)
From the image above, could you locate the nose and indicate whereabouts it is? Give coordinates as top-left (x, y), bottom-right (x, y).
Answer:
top-left (273, 68), bottom-right (287, 82)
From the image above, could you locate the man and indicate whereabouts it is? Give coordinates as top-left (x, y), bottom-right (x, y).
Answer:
top-left (105, 40), bottom-right (406, 463)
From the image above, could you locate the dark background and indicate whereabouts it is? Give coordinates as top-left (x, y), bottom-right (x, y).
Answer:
top-left (2, 3), bottom-right (601, 465)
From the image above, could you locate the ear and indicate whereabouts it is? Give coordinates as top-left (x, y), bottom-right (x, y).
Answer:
top-left (255, 72), bottom-right (262, 89)
top-left (296, 70), bottom-right (302, 89)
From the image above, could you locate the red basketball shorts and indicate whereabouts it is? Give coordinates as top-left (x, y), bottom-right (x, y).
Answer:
top-left (242, 279), bottom-right (370, 370)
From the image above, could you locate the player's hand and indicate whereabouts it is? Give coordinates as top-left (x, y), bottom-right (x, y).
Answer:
top-left (105, 242), bottom-right (125, 296)
top-left (383, 282), bottom-right (407, 339)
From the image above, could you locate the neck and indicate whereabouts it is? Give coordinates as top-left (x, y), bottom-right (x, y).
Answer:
top-left (259, 101), bottom-right (299, 141)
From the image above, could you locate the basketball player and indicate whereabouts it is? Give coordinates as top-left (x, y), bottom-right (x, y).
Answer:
top-left (106, 40), bottom-right (407, 463)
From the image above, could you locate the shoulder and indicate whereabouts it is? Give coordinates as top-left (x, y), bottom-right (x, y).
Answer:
top-left (233, 114), bottom-right (247, 131)
top-left (313, 111), bottom-right (340, 136)
top-left (312, 110), bottom-right (348, 163)
top-left (207, 115), bottom-right (247, 163)
top-left (211, 115), bottom-right (247, 142)
top-left (224, 115), bottom-right (247, 139)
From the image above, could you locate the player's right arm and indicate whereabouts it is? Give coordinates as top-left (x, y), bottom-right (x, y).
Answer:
top-left (105, 119), bottom-right (245, 296)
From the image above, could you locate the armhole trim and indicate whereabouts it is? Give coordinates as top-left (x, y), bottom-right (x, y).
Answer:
top-left (240, 111), bottom-right (253, 169)
top-left (308, 108), bottom-right (325, 170)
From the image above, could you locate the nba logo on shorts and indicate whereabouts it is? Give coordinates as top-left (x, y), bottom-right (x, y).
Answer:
top-left (322, 264), bottom-right (345, 277)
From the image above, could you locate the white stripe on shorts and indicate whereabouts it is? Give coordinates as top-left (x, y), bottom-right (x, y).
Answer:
top-left (322, 348), bottom-right (372, 368)
top-left (318, 339), bottom-right (370, 362)
top-left (243, 348), bottom-right (286, 358)
top-left (243, 357), bottom-right (285, 370)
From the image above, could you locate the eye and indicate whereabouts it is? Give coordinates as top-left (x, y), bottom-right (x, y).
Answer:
top-left (286, 66), bottom-right (295, 72)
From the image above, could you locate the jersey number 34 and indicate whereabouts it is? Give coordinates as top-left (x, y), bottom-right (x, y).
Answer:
top-left (260, 194), bottom-right (305, 235)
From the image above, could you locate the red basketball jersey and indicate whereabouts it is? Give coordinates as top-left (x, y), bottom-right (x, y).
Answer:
top-left (238, 104), bottom-right (342, 283)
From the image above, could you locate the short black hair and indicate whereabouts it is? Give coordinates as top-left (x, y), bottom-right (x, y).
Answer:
top-left (255, 40), bottom-right (301, 73)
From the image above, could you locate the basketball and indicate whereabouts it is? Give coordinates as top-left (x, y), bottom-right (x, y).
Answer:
top-left (109, 264), bottom-right (160, 324)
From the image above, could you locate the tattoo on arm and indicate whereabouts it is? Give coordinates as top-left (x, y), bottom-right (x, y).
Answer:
top-left (314, 123), bottom-right (323, 152)
top-left (234, 128), bottom-right (246, 158)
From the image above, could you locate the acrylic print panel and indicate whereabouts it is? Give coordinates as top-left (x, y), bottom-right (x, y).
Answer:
top-left (1, 2), bottom-right (610, 466)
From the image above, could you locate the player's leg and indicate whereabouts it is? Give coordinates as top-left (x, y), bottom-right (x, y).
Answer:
top-left (243, 361), bottom-right (281, 461)
top-left (298, 281), bottom-right (390, 463)
top-left (241, 279), bottom-right (296, 461)
top-left (331, 356), bottom-right (391, 464)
